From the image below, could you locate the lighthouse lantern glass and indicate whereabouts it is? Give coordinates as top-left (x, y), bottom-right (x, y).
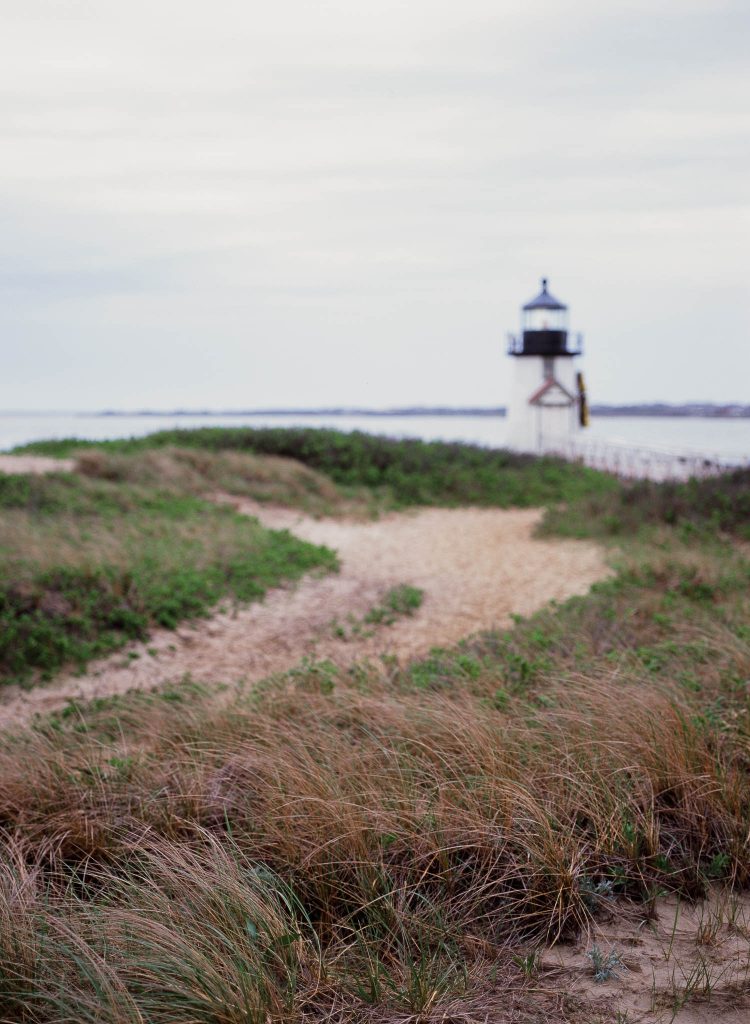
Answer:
top-left (523, 307), bottom-right (567, 332)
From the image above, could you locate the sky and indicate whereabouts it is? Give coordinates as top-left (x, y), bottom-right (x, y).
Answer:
top-left (1, 0), bottom-right (748, 410)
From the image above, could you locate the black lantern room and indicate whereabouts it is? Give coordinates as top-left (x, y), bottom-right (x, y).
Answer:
top-left (507, 278), bottom-right (583, 357)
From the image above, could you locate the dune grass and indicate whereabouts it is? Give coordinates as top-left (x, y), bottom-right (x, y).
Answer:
top-left (2, 432), bottom-right (750, 1020)
top-left (0, 521), bottom-right (748, 1019)
top-left (0, 469), bottom-right (337, 684)
top-left (1, 429), bottom-right (617, 686)
top-left (19, 425), bottom-right (747, 534)
top-left (74, 444), bottom-right (367, 517)
top-left (15, 426), bottom-right (619, 509)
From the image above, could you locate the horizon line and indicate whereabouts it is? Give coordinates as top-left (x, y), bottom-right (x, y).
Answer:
top-left (1, 402), bottom-right (749, 419)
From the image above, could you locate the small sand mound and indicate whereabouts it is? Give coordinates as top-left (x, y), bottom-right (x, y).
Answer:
top-left (0, 501), bottom-right (609, 726)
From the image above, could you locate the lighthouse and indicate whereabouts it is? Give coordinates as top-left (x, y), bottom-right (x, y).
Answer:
top-left (505, 278), bottom-right (587, 453)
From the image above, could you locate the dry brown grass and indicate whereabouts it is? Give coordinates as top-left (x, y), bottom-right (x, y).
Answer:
top-left (0, 831), bottom-right (603, 1023)
top-left (0, 647), bottom-right (748, 1021)
top-left (76, 446), bottom-right (362, 516)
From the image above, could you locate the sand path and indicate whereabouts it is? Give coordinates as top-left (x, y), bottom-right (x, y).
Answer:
top-left (0, 454), bottom-right (75, 474)
top-left (0, 497), bottom-right (608, 726)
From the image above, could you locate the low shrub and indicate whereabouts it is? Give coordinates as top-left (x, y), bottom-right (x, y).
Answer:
top-left (544, 468), bottom-right (750, 540)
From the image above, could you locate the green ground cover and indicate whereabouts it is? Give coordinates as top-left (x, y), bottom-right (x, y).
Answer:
top-left (16, 425), bottom-right (619, 508)
top-left (0, 469), bottom-right (336, 684)
top-left (543, 466), bottom-right (750, 541)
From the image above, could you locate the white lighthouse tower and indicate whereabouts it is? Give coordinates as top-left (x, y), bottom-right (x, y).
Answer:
top-left (505, 278), bottom-right (587, 453)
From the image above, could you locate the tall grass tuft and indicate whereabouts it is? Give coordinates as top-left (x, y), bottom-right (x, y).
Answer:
top-left (2, 653), bottom-right (749, 1018)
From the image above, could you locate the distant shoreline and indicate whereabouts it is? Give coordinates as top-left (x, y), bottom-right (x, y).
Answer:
top-left (2, 405), bottom-right (749, 420)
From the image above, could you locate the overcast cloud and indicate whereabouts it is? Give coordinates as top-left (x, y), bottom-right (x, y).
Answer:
top-left (1, 0), bottom-right (748, 409)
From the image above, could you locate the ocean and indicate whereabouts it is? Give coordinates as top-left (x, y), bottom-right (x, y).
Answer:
top-left (1, 412), bottom-right (748, 462)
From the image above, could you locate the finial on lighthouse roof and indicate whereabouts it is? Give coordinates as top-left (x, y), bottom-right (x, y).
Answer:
top-left (523, 277), bottom-right (567, 311)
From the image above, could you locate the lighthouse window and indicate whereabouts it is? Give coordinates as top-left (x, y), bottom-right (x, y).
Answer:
top-left (543, 357), bottom-right (553, 379)
top-left (523, 307), bottom-right (567, 332)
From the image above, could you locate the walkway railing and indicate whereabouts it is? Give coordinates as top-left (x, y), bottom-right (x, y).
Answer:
top-left (539, 435), bottom-right (749, 482)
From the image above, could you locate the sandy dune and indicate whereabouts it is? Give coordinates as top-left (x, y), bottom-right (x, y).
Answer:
top-left (0, 500), bottom-right (608, 726)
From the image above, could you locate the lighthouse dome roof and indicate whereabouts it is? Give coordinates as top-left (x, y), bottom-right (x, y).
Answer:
top-left (522, 278), bottom-right (567, 311)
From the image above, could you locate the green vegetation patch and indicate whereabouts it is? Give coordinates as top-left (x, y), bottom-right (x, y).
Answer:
top-left (331, 584), bottom-right (425, 640)
top-left (16, 426), bottom-right (619, 509)
top-left (543, 466), bottom-right (750, 540)
top-left (0, 471), bottom-right (336, 684)
top-left (364, 583), bottom-right (424, 624)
